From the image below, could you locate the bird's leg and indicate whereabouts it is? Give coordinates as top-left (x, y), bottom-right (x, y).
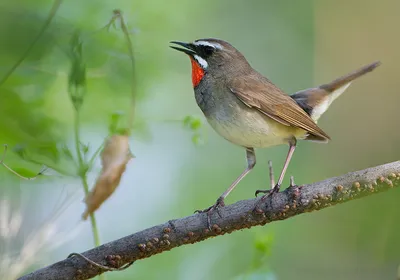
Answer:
top-left (253, 138), bottom-right (297, 212)
top-left (254, 160), bottom-right (275, 196)
top-left (272, 138), bottom-right (297, 193)
top-left (195, 148), bottom-right (256, 229)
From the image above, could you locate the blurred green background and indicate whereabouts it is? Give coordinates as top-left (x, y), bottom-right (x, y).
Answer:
top-left (1, 0), bottom-right (399, 279)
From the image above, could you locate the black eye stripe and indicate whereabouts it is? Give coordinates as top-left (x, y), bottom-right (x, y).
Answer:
top-left (203, 46), bottom-right (214, 55)
top-left (197, 45), bottom-right (215, 57)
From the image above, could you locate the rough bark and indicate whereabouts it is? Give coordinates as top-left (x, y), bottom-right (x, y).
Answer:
top-left (19, 161), bottom-right (400, 280)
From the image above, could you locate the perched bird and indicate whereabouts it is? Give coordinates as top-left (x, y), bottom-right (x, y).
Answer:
top-left (170, 38), bottom-right (380, 222)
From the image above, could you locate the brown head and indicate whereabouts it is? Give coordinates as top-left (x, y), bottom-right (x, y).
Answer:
top-left (170, 38), bottom-right (251, 87)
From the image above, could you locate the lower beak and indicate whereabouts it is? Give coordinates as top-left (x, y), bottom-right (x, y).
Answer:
top-left (169, 41), bottom-right (196, 56)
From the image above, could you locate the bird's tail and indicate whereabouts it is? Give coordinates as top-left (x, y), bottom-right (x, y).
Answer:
top-left (291, 61), bottom-right (381, 122)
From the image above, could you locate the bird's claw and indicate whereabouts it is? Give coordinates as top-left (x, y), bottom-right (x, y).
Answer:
top-left (252, 185), bottom-right (280, 214)
top-left (255, 175), bottom-right (296, 197)
top-left (195, 197), bottom-right (225, 230)
top-left (254, 189), bottom-right (270, 197)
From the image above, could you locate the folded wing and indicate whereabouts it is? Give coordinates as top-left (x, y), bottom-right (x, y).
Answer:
top-left (229, 75), bottom-right (331, 142)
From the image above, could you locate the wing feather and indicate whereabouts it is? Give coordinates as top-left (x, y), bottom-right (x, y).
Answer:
top-left (229, 75), bottom-right (330, 141)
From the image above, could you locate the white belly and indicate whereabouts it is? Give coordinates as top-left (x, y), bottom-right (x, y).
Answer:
top-left (206, 101), bottom-right (306, 148)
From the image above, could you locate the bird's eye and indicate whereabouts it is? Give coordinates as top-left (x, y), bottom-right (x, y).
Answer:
top-left (203, 46), bottom-right (215, 56)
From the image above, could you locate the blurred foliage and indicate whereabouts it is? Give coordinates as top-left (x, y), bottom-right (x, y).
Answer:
top-left (0, 1), bottom-right (141, 176)
top-left (68, 30), bottom-right (87, 112)
top-left (183, 115), bottom-right (204, 145)
top-left (0, 0), bottom-right (399, 280)
top-left (234, 232), bottom-right (276, 280)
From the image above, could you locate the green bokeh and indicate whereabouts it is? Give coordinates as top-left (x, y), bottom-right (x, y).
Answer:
top-left (0, 1), bottom-right (399, 280)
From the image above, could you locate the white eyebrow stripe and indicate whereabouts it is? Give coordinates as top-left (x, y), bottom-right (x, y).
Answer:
top-left (193, 41), bottom-right (223, 50)
top-left (193, 55), bottom-right (208, 69)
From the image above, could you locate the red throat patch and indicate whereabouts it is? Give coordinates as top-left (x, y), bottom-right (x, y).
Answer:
top-left (189, 57), bottom-right (205, 88)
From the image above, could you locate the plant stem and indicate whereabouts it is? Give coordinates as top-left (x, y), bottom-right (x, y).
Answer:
top-left (74, 111), bottom-right (84, 171)
top-left (80, 174), bottom-right (101, 247)
top-left (74, 110), bottom-right (103, 279)
top-left (108, 10), bottom-right (136, 134)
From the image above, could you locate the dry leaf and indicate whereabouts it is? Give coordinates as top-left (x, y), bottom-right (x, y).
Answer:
top-left (82, 134), bottom-right (132, 220)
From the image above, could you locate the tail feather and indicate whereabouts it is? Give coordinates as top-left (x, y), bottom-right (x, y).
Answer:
top-left (291, 61), bottom-right (381, 122)
top-left (319, 61), bottom-right (381, 92)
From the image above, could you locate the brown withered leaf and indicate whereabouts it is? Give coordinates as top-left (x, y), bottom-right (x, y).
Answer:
top-left (82, 134), bottom-right (132, 220)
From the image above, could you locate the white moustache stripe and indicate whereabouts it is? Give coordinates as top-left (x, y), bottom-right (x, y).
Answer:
top-left (194, 55), bottom-right (208, 69)
top-left (193, 41), bottom-right (223, 50)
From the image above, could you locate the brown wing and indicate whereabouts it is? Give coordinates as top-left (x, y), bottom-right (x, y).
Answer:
top-left (229, 75), bottom-right (330, 141)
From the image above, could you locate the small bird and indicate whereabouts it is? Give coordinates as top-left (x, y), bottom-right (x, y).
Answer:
top-left (170, 38), bottom-right (380, 221)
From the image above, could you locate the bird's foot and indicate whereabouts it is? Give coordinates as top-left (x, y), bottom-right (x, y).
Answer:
top-left (255, 175), bottom-right (296, 197)
top-left (253, 184), bottom-right (281, 214)
top-left (194, 197), bottom-right (225, 230)
top-left (253, 176), bottom-right (297, 214)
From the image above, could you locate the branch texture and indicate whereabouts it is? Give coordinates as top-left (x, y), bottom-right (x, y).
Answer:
top-left (20, 161), bottom-right (400, 280)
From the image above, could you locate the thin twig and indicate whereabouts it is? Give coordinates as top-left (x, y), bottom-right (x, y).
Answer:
top-left (268, 160), bottom-right (275, 188)
top-left (0, 144), bottom-right (46, 180)
top-left (0, 0), bottom-right (63, 86)
top-left (68, 253), bottom-right (133, 271)
top-left (105, 10), bottom-right (136, 133)
top-left (73, 111), bottom-right (101, 248)
top-left (73, 109), bottom-right (103, 280)
top-left (289, 175), bottom-right (295, 187)
top-left (18, 161), bottom-right (400, 280)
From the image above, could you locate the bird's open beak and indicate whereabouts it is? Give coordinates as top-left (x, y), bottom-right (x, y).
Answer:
top-left (169, 41), bottom-right (197, 56)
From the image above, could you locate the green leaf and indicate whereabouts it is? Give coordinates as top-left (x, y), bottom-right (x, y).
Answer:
top-left (61, 145), bottom-right (74, 160)
top-left (36, 142), bottom-right (60, 163)
top-left (13, 144), bottom-right (27, 159)
top-left (108, 110), bottom-right (125, 134)
top-left (183, 115), bottom-right (193, 127)
top-left (191, 133), bottom-right (203, 145)
top-left (80, 141), bottom-right (90, 156)
top-left (254, 234), bottom-right (274, 255)
top-left (183, 115), bottom-right (202, 131)
top-left (190, 118), bottom-right (202, 130)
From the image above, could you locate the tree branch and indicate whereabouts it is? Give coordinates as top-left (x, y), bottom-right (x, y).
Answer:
top-left (19, 161), bottom-right (400, 280)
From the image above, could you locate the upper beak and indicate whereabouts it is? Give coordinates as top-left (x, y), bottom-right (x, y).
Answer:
top-left (169, 41), bottom-right (197, 56)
